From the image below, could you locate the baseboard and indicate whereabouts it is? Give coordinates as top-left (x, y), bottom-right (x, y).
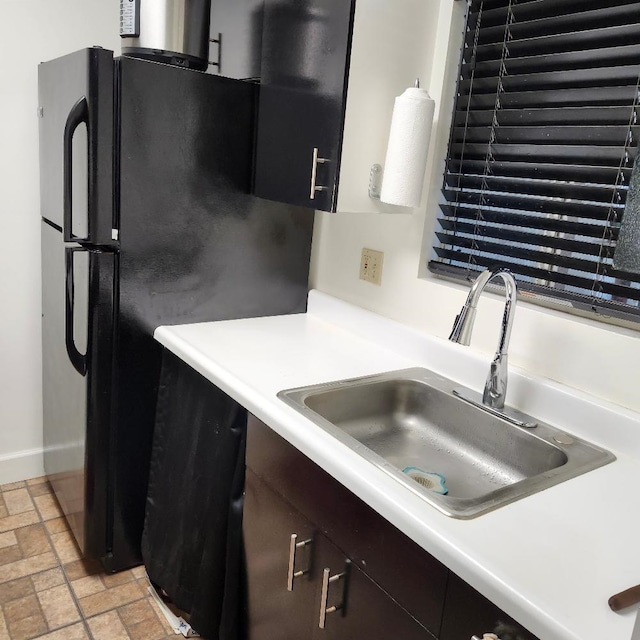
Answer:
top-left (0, 448), bottom-right (45, 486)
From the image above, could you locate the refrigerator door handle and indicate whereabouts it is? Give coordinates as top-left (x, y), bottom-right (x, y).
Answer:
top-left (63, 97), bottom-right (89, 243)
top-left (65, 247), bottom-right (88, 376)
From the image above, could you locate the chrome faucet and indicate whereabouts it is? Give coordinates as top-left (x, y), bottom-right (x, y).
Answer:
top-left (449, 267), bottom-right (517, 410)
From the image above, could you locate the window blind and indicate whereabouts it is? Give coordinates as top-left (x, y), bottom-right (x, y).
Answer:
top-left (429, 0), bottom-right (640, 323)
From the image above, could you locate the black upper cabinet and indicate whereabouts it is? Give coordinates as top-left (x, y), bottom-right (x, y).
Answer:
top-left (253, 0), bottom-right (355, 212)
top-left (209, 0), bottom-right (265, 79)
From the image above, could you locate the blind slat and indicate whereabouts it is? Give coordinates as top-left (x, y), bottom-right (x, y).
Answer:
top-left (458, 86), bottom-right (639, 110)
top-left (439, 205), bottom-right (617, 235)
top-left (447, 159), bottom-right (633, 184)
top-left (454, 107), bottom-right (637, 127)
top-left (462, 44), bottom-right (640, 79)
top-left (453, 125), bottom-right (638, 146)
top-left (458, 65), bottom-right (640, 95)
top-left (444, 173), bottom-right (626, 203)
top-left (442, 189), bottom-right (624, 219)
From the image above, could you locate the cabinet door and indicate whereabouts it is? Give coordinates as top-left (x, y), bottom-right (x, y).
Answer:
top-left (312, 533), bottom-right (434, 640)
top-left (254, 0), bottom-right (355, 212)
top-left (440, 573), bottom-right (540, 640)
top-left (244, 469), bottom-right (318, 639)
top-left (209, 0), bottom-right (264, 79)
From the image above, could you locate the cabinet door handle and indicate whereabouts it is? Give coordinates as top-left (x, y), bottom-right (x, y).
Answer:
top-left (208, 32), bottom-right (222, 69)
top-left (318, 566), bottom-right (348, 629)
top-left (309, 147), bottom-right (329, 200)
top-left (287, 534), bottom-right (312, 591)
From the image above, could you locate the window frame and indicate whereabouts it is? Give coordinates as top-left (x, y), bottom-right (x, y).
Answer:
top-left (428, 0), bottom-right (640, 327)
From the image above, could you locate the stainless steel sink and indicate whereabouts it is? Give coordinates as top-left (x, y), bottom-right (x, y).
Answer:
top-left (277, 368), bottom-right (615, 519)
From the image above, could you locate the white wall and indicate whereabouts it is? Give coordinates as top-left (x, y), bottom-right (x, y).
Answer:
top-left (310, 0), bottom-right (640, 415)
top-left (3, 0), bottom-right (638, 487)
top-left (0, 0), bottom-right (121, 484)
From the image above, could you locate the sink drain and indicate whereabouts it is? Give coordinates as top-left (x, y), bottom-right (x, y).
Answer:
top-left (402, 467), bottom-right (448, 495)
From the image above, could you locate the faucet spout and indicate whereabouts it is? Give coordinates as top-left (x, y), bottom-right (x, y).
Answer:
top-left (449, 267), bottom-right (517, 410)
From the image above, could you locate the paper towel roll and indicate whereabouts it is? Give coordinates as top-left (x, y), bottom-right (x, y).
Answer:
top-left (380, 86), bottom-right (435, 208)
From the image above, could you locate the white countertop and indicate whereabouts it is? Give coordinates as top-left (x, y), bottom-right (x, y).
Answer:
top-left (155, 290), bottom-right (640, 640)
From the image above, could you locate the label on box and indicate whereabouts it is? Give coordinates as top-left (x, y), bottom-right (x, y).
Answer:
top-left (120, 0), bottom-right (139, 37)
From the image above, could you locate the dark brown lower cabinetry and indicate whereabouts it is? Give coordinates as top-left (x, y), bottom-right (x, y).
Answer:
top-left (244, 414), bottom-right (540, 640)
top-left (244, 469), bottom-right (434, 640)
top-left (440, 573), bottom-right (539, 640)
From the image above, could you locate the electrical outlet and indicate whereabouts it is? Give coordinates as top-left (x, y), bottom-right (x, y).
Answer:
top-left (359, 248), bottom-right (384, 285)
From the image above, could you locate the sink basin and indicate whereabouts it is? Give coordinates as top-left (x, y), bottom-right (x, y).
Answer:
top-left (277, 368), bottom-right (615, 518)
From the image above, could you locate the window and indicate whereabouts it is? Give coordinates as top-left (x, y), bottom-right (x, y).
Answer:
top-left (429, 0), bottom-right (640, 324)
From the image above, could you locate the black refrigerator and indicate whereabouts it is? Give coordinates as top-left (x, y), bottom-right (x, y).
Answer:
top-left (39, 47), bottom-right (313, 573)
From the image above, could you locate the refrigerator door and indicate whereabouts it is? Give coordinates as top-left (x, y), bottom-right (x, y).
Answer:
top-left (38, 48), bottom-right (114, 245)
top-left (41, 220), bottom-right (116, 558)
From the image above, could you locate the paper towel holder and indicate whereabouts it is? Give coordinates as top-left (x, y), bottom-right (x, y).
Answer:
top-left (369, 164), bottom-right (382, 200)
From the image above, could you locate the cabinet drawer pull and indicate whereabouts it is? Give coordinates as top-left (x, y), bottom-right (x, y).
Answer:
top-left (287, 534), bottom-right (312, 591)
top-left (309, 147), bottom-right (329, 200)
top-left (319, 566), bottom-right (348, 629)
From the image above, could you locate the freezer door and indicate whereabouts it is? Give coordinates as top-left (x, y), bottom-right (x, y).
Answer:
top-left (38, 48), bottom-right (114, 245)
top-left (41, 221), bottom-right (116, 558)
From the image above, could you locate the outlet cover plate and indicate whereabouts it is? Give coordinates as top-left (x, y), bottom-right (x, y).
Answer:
top-left (360, 248), bottom-right (384, 285)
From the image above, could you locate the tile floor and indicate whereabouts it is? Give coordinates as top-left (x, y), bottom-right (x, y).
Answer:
top-left (0, 477), bottom-right (177, 640)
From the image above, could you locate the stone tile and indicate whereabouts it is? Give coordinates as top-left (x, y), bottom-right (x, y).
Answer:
top-left (0, 545), bottom-right (23, 567)
top-left (0, 576), bottom-right (34, 604)
top-left (0, 531), bottom-right (17, 550)
top-left (118, 599), bottom-right (156, 627)
top-left (2, 490), bottom-right (35, 517)
top-left (0, 481), bottom-right (26, 492)
top-left (87, 610), bottom-right (131, 640)
top-left (79, 581), bottom-right (145, 618)
top-left (27, 482), bottom-right (53, 499)
top-left (130, 565), bottom-right (147, 580)
top-left (0, 552), bottom-right (58, 585)
top-left (0, 511), bottom-right (40, 535)
top-left (16, 524), bottom-right (51, 558)
top-left (31, 568), bottom-right (66, 593)
top-left (70, 575), bottom-right (106, 600)
top-left (6, 612), bottom-right (48, 640)
top-left (62, 558), bottom-right (102, 582)
top-left (136, 578), bottom-right (152, 597)
top-left (37, 584), bottom-right (81, 630)
top-left (25, 477), bottom-right (48, 487)
top-left (101, 570), bottom-right (135, 589)
top-left (0, 502), bottom-right (7, 520)
top-left (33, 494), bottom-right (63, 522)
top-left (35, 622), bottom-right (90, 639)
top-left (49, 530), bottom-right (81, 564)
top-left (120, 599), bottom-right (173, 640)
top-left (44, 518), bottom-right (69, 536)
top-left (4, 594), bottom-right (41, 624)
top-left (127, 616), bottom-right (170, 640)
